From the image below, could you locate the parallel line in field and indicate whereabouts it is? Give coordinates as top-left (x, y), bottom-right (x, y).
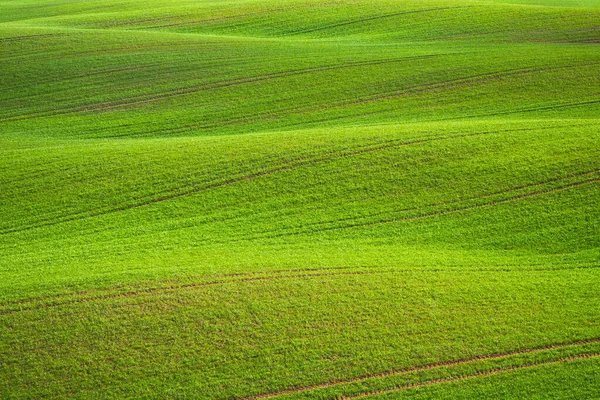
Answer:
top-left (388, 99), bottom-right (600, 129)
top-left (121, 0), bottom-right (319, 29)
top-left (338, 68), bottom-right (600, 107)
top-left (3, 56), bottom-right (400, 115)
top-left (265, 97), bottom-right (600, 135)
top-left (344, 353), bottom-right (600, 399)
top-left (133, 67), bottom-right (542, 135)
top-left (5, 123), bottom-right (577, 235)
top-left (141, 3), bottom-right (316, 30)
top-left (5, 59), bottom-right (590, 124)
top-left (127, 62), bottom-right (598, 137)
top-left (0, 57), bottom-right (242, 102)
top-left (295, 64), bottom-right (600, 117)
top-left (2, 261), bottom-right (597, 312)
top-left (0, 33), bottom-right (63, 42)
top-left (0, 266), bottom-right (357, 307)
top-left (464, 98), bottom-right (600, 119)
top-left (103, 13), bottom-right (180, 28)
top-left (114, 165), bottom-right (598, 245)
top-left (0, 40), bottom-right (224, 63)
top-left (216, 175), bottom-right (599, 244)
top-left (253, 168), bottom-right (600, 236)
top-left (0, 54), bottom-right (442, 120)
top-left (285, 6), bottom-right (469, 36)
top-left (0, 134), bottom-right (426, 234)
top-left (85, 56), bottom-right (440, 112)
top-left (107, 5), bottom-right (296, 29)
top-left (309, 177), bottom-right (600, 230)
top-left (135, 0), bottom-right (359, 30)
top-left (0, 126), bottom-right (513, 235)
top-left (1, 62), bottom-right (184, 94)
top-left (1, 124), bottom-right (592, 235)
top-left (0, 269), bottom-right (384, 315)
top-left (244, 341), bottom-right (600, 399)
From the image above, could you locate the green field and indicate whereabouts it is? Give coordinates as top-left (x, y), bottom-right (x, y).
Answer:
top-left (1, 0), bottom-right (599, 398)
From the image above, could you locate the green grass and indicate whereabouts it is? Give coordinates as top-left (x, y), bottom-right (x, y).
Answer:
top-left (1, 0), bottom-right (599, 398)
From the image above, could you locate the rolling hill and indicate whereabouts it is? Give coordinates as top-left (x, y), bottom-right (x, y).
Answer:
top-left (1, 0), bottom-right (599, 398)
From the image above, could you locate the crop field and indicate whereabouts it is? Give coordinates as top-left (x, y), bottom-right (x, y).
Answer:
top-left (1, 0), bottom-right (599, 398)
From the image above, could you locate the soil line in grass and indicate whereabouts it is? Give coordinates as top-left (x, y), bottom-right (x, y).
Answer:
top-left (244, 341), bottom-right (600, 399)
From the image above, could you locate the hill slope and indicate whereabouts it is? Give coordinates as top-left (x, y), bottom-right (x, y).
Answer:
top-left (1, 0), bottom-right (599, 398)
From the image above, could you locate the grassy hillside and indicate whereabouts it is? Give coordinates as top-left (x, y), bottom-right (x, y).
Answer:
top-left (1, 0), bottom-right (599, 398)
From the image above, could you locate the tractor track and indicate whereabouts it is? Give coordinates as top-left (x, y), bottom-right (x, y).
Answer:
top-left (244, 341), bottom-right (600, 399)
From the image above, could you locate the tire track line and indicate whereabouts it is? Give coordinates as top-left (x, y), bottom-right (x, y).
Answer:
top-left (1, 123), bottom-right (592, 236)
top-left (142, 3), bottom-right (314, 30)
top-left (2, 262), bottom-right (598, 313)
top-left (0, 33), bottom-right (63, 42)
top-left (1, 40), bottom-right (226, 63)
top-left (261, 168), bottom-right (600, 234)
top-left (301, 63), bottom-right (600, 115)
top-left (0, 126), bottom-right (518, 235)
top-left (1, 62), bottom-right (177, 95)
top-left (285, 6), bottom-right (469, 36)
top-left (0, 55), bottom-right (441, 121)
top-left (9, 56), bottom-right (585, 124)
top-left (200, 165), bottom-right (598, 243)
top-left (244, 341), bottom-right (600, 399)
top-left (220, 176), bottom-right (600, 244)
top-left (0, 136), bottom-right (409, 234)
top-left (323, 177), bottom-right (599, 229)
top-left (127, 62), bottom-right (599, 137)
top-left (344, 353), bottom-right (600, 399)
top-left (0, 266), bottom-right (355, 308)
top-left (86, 56), bottom-right (439, 112)
top-left (0, 269), bottom-right (383, 316)
top-left (462, 98), bottom-right (600, 119)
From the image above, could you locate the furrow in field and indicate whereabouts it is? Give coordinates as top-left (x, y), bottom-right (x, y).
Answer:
top-left (0, 269), bottom-right (383, 316)
top-left (123, 62), bottom-right (598, 137)
top-left (140, 3), bottom-right (314, 30)
top-left (284, 6), bottom-right (469, 36)
top-left (136, 1), bottom-right (439, 31)
top-left (103, 166), bottom-right (599, 247)
top-left (0, 33), bottom-right (64, 42)
top-left (102, 14), bottom-right (178, 28)
top-left (298, 63), bottom-right (600, 115)
top-left (235, 97), bottom-right (600, 137)
top-left (230, 176), bottom-right (599, 243)
top-left (0, 134), bottom-right (419, 234)
top-left (344, 353), bottom-right (600, 399)
top-left (257, 168), bottom-right (600, 235)
top-left (0, 57), bottom-right (244, 103)
top-left (244, 341), bottom-right (600, 399)
top-left (463, 98), bottom-right (600, 119)
top-left (3, 59), bottom-right (586, 124)
top-left (0, 40), bottom-right (223, 64)
top-left (0, 60), bottom-right (196, 95)
top-left (0, 124), bottom-right (566, 235)
top-left (0, 266), bottom-right (358, 308)
top-left (312, 177), bottom-right (599, 230)
top-left (3, 262), bottom-right (598, 310)
top-left (0, 54), bottom-right (442, 120)
top-left (401, 98), bottom-right (600, 126)
top-left (84, 56), bottom-right (440, 112)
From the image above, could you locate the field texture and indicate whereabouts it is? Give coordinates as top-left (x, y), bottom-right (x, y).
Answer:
top-left (1, 0), bottom-right (599, 398)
